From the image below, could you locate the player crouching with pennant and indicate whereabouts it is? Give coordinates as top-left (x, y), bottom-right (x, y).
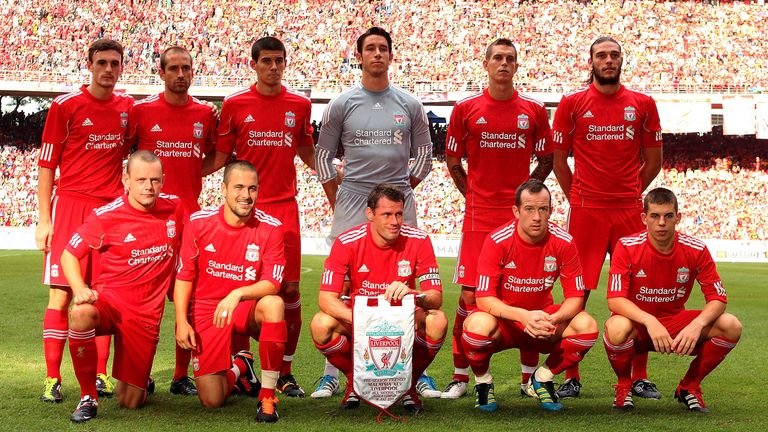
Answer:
top-left (603, 188), bottom-right (741, 413)
top-left (462, 179), bottom-right (598, 412)
top-left (311, 184), bottom-right (447, 417)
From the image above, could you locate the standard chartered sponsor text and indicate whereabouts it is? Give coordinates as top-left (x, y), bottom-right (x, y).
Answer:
top-left (248, 130), bottom-right (285, 147)
top-left (206, 260), bottom-right (245, 281)
top-left (587, 124), bottom-right (625, 141)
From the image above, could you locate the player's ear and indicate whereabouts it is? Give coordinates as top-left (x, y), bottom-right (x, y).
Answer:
top-left (122, 171), bottom-right (130, 190)
top-left (365, 207), bottom-right (374, 222)
top-left (641, 212), bottom-right (648, 226)
top-left (249, 59), bottom-right (257, 72)
top-left (512, 205), bottom-right (520, 220)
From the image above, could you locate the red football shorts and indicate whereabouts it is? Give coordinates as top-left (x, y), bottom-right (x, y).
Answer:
top-left (483, 304), bottom-right (562, 354)
top-left (94, 291), bottom-right (160, 390)
top-left (633, 309), bottom-right (702, 353)
top-left (257, 200), bottom-right (300, 283)
top-left (567, 205), bottom-right (643, 290)
top-left (453, 231), bottom-right (488, 288)
top-left (191, 300), bottom-right (261, 377)
top-left (42, 193), bottom-right (107, 286)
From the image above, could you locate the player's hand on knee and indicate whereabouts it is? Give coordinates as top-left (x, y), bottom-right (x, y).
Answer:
top-left (384, 281), bottom-right (412, 302)
top-left (671, 323), bottom-right (702, 355)
top-left (214, 291), bottom-right (241, 328)
top-left (176, 321), bottom-right (197, 350)
top-left (647, 321), bottom-right (673, 353)
top-left (73, 287), bottom-right (98, 305)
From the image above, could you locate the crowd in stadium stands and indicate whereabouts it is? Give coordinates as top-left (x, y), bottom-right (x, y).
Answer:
top-left (2, 122), bottom-right (767, 240)
top-left (1, 0), bottom-right (766, 92)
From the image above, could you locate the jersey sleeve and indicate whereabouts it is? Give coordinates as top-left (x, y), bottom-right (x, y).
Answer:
top-left (551, 94), bottom-right (574, 152)
top-left (215, 99), bottom-right (237, 155)
top-left (319, 239), bottom-right (350, 294)
top-left (260, 224), bottom-right (286, 289)
top-left (444, 102), bottom-right (467, 158)
top-left (695, 246), bottom-right (727, 304)
top-left (175, 218), bottom-right (201, 282)
top-left (641, 96), bottom-right (663, 148)
top-left (315, 97), bottom-right (344, 184)
top-left (475, 235), bottom-right (504, 299)
top-left (203, 108), bottom-right (218, 154)
top-left (559, 240), bottom-right (585, 298)
top-left (607, 241), bottom-right (632, 299)
top-left (38, 99), bottom-right (70, 169)
top-left (297, 99), bottom-right (314, 148)
top-left (65, 212), bottom-right (106, 260)
top-left (415, 236), bottom-right (442, 292)
top-left (408, 103), bottom-right (433, 181)
top-left (533, 104), bottom-right (554, 157)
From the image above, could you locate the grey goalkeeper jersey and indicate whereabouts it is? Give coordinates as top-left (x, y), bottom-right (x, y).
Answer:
top-left (315, 84), bottom-right (433, 195)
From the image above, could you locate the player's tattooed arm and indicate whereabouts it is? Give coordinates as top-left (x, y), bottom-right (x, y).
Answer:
top-left (530, 154), bottom-right (554, 182)
top-left (446, 155), bottom-right (467, 197)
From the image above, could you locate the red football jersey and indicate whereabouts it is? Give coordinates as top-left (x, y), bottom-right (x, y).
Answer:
top-left (607, 231), bottom-right (727, 317)
top-left (446, 89), bottom-right (553, 231)
top-left (475, 220), bottom-right (584, 311)
top-left (176, 206), bottom-right (286, 303)
top-left (128, 93), bottom-right (217, 212)
top-left (552, 84), bottom-right (662, 208)
top-left (65, 194), bottom-right (184, 319)
top-left (39, 85), bottom-right (134, 200)
top-left (320, 223), bottom-right (442, 299)
top-left (216, 85), bottom-right (314, 204)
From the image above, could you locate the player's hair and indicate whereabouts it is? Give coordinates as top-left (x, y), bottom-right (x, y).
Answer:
top-left (485, 38), bottom-right (517, 60)
top-left (88, 39), bottom-right (124, 63)
top-left (367, 184), bottom-right (405, 211)
top-left (159, 46), bottom-right (192, 71)
top-left (251, 37), bottom-right (286, 62)
top-left (356, 26), bottom-right (392, 54)
top-left (223, 160), bottom-right (258, 185)
top-left (587, 36), bottom-right (621, 84)
top-left (644, 187), bottom-right (678, 213)
top-left (126, 150), bottom-right (162, 174)
top-left (515, 179), bottom-right (551, 207)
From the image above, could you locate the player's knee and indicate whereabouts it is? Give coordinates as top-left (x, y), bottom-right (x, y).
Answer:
top-left (715, 313), bottom-right (742, 341)
top-left (425, 310), bottom-right (448, 336)
top-left (116, 389), bottom-right (144, 410)
top-left (604, 315), bottom-right (633, 345)
top-left (310, 312), bottom-right (335, 343)
top-left (256, 295), bottom-right (284, 320)
top-left (572, 311), bottom-right (598, 333)
top-left (69, 304), bottom-right (97, 331)
top-left (198, 392), bottom-right (225, 409)
top-left (463, 311), bottom-right (495, 335)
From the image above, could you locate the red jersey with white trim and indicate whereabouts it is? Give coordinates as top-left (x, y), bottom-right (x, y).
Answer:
top-left (38, 85), bottom-right (134, 200)
top-left (552, 84), bottom-right (662, 208)
top-left (65, 194), bottom-right (184, 319)
top-left (475, 220), bottom-right (584, 310)
top-left (176, 206), bottom-right (286, 303)
top-left (217, 85), bottom-right (313, 204)
top-left (128, 93), bottom-right (217, 212)
top-left (607, 231), bottom-right (726, 317)
top-left (320, 223), bottom-right (442, 299)
top-left (446, 89), bottom-right (553, 231)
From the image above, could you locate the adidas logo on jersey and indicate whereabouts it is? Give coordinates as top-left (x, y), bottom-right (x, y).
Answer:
top-left (151, 124), bottom-right (162, 132)
top-left (476, 117), bottom-right (487, 125)
top-left (636, 269), bottom-right (647, 278)
top-left (205, 243), bottom-right (216, 253)
top-left (358, 264), bottom-right (369, 273)
top-left (372, 102), bottom-right (383, 110)
top-left (81, 118), bottom-right (93, 127)
top-left (244, 115), bottom-right (255, 123)
top-left (505, 261), bottom-right (517, 269)
top-left (583, 111), bottom-right (594, 118)
top-left (124, 233), bottom-right (136, 243)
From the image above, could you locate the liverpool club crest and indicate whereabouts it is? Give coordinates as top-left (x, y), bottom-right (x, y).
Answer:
top-left (120, 112), bottom-right (128, 128)
top-left (517, 114), bottom-right (530, 130)
top-left (365, 321), bottom-right (406, 377)
top-left (397, 260), bottom-right (412, 277)
top-left (284, 111), bottom-right (296, 128)
top-left (544, 256), bottom-right (557, 272)
top-left (193, 122), bottom-right (204, 139)
top-left (676, 267), bottom-right (690, 283)
top-left (246, 244), bottom-right (260, 262)
top-left (166, 220), bottom-right (176, 238)
top-left (624, 106), bottom-right (636, 122)
top-left (393, 113), bottom-right (405, 126)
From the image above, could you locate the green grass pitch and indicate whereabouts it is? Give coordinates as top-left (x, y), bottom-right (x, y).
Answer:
top-left (0, 251), bottom-right (765, 430)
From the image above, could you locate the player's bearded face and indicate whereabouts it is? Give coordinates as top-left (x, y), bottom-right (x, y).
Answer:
top-left (160, 52), bottom-right (193, 94)
top-left (590, 42), bottom-right (623, 85)
top-left (88, 50), bottom-right (123, 89)
top-left (366, 197), bottom-right (403, 245)
top-left (642, 203), bottom-right (680, 247)
top-left (513, 190), bottom-right (551, 243)
top-left (124, 160), bottom-right (163, 211)
top-left (224, 169), bottom-right (259, 219)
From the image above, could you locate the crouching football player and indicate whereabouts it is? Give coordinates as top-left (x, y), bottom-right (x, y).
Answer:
top-left (174, 160), bottom-right (287, 423)
top-left (310, 184), bottom-right (447, 414)
top-left (604, 188), bottom-right (741, 412)
top-left (462, 179), bottom-right (598, 412)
